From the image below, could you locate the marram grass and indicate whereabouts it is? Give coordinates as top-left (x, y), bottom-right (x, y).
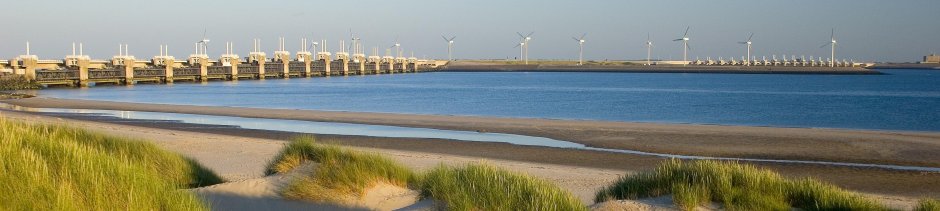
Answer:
top-left (270, 137), bottom-right (416, 203)
top-left (0, 118), bottom-right (222, 210)
top-left (595, 159), bottom-right (886, 211)
top-left (918, 198), bottom-right (940, 211)
top-left (269, 137), bottom-right (586, 210)
top-left (419, 163), bottom-right (587, 211)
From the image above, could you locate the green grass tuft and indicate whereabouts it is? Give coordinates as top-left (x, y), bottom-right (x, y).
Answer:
top-left (419, 163), bottom-right (586, 211)
top-left (595, 159), bottom-right (886, 211)
top-left (271, 136), bottom-right (416, 203)
top-left (0, 118), bottom-right (221, 210)
top-left (918, 198), bottom-right (940, 211)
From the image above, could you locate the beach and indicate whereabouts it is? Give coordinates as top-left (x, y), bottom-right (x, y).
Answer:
top-left (2, 97), bottom-right (939, 204)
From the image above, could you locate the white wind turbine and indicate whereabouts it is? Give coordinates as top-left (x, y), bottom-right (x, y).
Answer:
top-left (672, 27), bottom-right (691, 65)
top-left (645, 33), bottom-right (654, 66)
top-left (442, 35), bottom-right (456, 61)
top-left (572, 34), bottom-right (586, 65)
top-left (820, 28), bottom-right (837, 67)
top-left (517, 32), bottom-right (534, 64)
top-left (390, 37), bottom-right (401, 58)
top-left (196, 29), bottom-right (210, 55)
top-left (738, 33), bottom-right (754, 66)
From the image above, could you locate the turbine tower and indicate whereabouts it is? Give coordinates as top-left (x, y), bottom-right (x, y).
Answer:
top-left (672, 27), bottom-right (691, 65)
top-left (514, 42), bottom-right (525, 62)
top-left (820, 28), bottom-right (837, 67)
top-left (517, 32), bottom-right (534, 64)
top-left (645, 33), bottom-right (654, 66)
top-left (738, 33), bottom-right (754, 66)
top-left (441, 35), bottom-right (456, 61)
top-left (572, 34), bottom-right (586, 65)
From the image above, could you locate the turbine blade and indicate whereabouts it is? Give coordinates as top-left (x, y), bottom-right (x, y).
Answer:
top-left (747, 33), bottom-right (754, 42)
top-left (526, 32), bottom-right (535, 37)
top-left (572, 37), bottom-right (580, 41)
top-left (442, 35), bottom-right (448, 41)
top-left (683, 26), bottom-right (690, 37)
top-left (517, 32), bottom-right (525, 38)
top-left (673, 39), bottom-right (683, 41)
top-left (450, 36), bottom-right (456, 41)
top-left (820, 43), bottom-right (831, 48)
top-left (686, 44), bottom-right (692, 51)
top-left (579, 33), bottom-right (586, 40)
top-left (738, 42), bottom-right (747, 44)
top-left (830, 28), bottom-right (835, 40)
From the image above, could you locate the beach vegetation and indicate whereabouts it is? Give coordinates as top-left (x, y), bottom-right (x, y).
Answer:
top-left (271, 137), bottom-right (416, 203)
top-left (418, 163), bottom-right (587, 211)
top-left (595, 159), bottom-right (886, 211)
top-left (0, 118), bottom-right (221, 210)
top-left (918, 198), bottom-right (940, 211)
top-left (271, 137), bottom-right (586, 210)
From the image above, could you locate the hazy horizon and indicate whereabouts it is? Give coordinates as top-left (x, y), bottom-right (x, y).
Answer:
top-left (2, 0), bottom-right (938, 62)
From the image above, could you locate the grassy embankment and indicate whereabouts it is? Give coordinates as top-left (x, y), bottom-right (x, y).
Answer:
top-left (266, 136), bottom-right (585, 210)
top-left (0, 118), bottom-right (222, 210)
top-left (595, 159), bottom-right (889, 210)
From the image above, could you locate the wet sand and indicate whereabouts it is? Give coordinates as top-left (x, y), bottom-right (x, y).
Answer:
top-left (1, 102), bottom-right (939, 200)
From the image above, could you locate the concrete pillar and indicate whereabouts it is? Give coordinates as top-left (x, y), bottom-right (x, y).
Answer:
top-left (78, 58), bottom-right (90, 87)
top-left (199, 59), bottom-right (209, 81)
top-left (323, 59), bottom-right (331, 76)
top-left (164, 59), bottom-right (175, 83)
top-left (280, 57), bottom-right (290, 77)
top-left (301, 54), bottom-right (312, 78)
top-left (341, 59), bottom-right (349, 76)
top-left (20, 57), bottom-right (38, 81)
top-left (124, 58), bottom-right (135, 85)
top-left (359, 62), bottom-right (365, 75)
top-left (230, 61), bottom-right (239, 80)
top-left (257, 58), bottom-right (266, 79)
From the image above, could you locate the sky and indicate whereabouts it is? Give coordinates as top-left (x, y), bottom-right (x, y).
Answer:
top-left (1, 0), bottom-right (938, 62)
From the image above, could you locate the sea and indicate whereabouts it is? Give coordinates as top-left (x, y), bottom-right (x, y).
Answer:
top-left (33, 70), bottom-right (940, 132)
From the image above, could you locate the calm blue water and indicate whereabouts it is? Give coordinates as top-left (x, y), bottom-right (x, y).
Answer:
top-left (33, 70), bottom-right (940, 132)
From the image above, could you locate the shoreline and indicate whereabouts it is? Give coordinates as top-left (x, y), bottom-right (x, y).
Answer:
top-left (2, 106), bottom-right (939, 203)
top-left (3, 97), bottom-right (940, 169)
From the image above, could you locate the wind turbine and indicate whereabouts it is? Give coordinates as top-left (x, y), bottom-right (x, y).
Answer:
top-left (572, 34), bottom-right (586, 65)
top-left (645, 33), bottom-right (654, 65)
top-left (517, 32), bottom-right (533, 64)
top-left (738, 33), bottom-right (754, 66)
top-left (820, 28), bottom-right (837, 67)
top-left (390, 37), bottom-right (401, 58)
top-left (672, 27), bottom-right (691, 65)
top-left (196, 29), bottom-right (210, 55)
top-left (441, 35), bottom-right (456, 61)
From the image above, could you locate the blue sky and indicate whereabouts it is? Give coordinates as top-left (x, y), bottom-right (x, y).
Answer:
top-left (1, 0), bottom-right (938, 62)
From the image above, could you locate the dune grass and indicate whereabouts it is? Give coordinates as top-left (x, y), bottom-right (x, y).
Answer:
top-left (270, 137), bottom-right (586, 210)
top-left (270, 137), bottom-right (416, 203)
top-left (0, 118), bottom-right (221, 210)
top-left (918, 199), bottom-right (940, 211)
top-left (419, 163), bottom-right (587, 211)
top-left (595, 159), bottom-right (886, 211)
